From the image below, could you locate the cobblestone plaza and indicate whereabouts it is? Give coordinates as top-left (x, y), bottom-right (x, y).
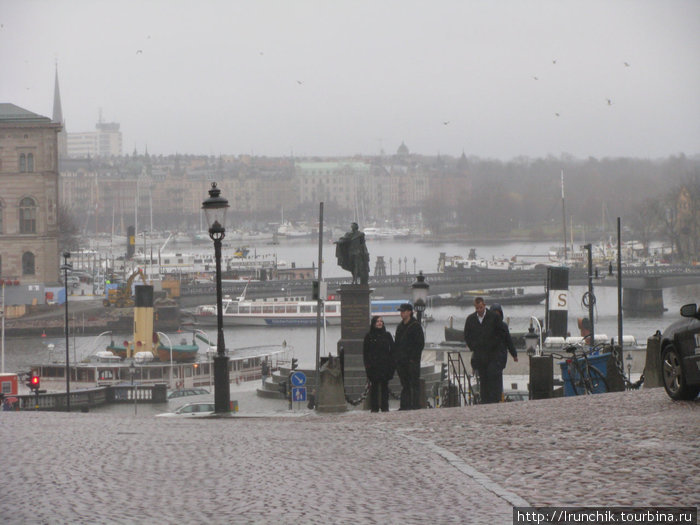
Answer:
top-left (1, 388), bottom-right (697, 524)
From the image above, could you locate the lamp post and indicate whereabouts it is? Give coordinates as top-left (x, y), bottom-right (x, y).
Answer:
top-left (525, 316), bottom-right (544, 357)
top-left (202, 182), bottom-right (231, 414)
top-left (60, 252), bottom-right (72, 411)
top-left (411, 271), bottom-right (429, 325)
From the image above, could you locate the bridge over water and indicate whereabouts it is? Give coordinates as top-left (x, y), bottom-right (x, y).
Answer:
top-left (178, 265), bottom-right (700, 306)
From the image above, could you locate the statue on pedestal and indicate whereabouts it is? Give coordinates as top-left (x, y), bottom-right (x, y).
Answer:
top-left (335, 222), bottom-right (370, 285)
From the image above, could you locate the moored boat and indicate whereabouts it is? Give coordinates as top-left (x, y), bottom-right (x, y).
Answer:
top-left (191, 296), bottom-right (405, 327)
top-left (106, 335), bottom-right (199, 362)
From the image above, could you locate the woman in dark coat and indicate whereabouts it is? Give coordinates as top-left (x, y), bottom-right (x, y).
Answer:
top-left (363, 316), bottom-right (395, 412)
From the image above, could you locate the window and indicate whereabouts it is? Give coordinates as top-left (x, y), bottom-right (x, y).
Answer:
top-left (0, 201), bottom-right (3, 234)
top-left (19, 154), bottom-right (26, 172)
top-left (27, 153), bottom-right (34, 172)
top-left (22, 252), bottom-right (35, 275)
top-left (19, 197), bottom-right (37, 233)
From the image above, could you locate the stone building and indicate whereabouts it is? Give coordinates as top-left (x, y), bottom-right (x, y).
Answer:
top-left (0, 103), bottom-right (61, 285)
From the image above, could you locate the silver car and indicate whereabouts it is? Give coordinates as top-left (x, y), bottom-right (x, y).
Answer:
top-left (156, 402), bottom-right (215, 418)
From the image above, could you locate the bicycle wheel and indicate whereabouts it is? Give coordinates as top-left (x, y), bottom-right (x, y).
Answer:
top-left (584, 365), bottom-right (609, 394)
top-left (568, 362), bottom-right (586, 395)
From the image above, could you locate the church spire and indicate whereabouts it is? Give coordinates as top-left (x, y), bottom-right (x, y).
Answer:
top-left (53, 62), bottom-right (68, 158)
top-left (52, 63), bottom-right (64, 125)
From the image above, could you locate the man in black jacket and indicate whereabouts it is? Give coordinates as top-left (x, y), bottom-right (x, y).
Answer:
top-left (394, 303), bottom-right (425, 410)
top-left (464, 297), bottom-right (506, 404)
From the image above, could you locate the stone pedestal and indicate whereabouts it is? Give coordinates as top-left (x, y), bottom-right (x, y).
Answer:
top-left (338, 284), bottom-right (371, 399)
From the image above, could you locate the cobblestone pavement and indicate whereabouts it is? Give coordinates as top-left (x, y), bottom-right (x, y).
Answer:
top-left (1, 388), bottom-right (697, 524)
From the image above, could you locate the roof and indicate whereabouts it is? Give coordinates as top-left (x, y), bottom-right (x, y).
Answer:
top-left (0, 103), bottom-right (52, 124)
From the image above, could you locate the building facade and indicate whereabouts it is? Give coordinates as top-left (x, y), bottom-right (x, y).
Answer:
top-left (0, 103), bottom-right (61, 284)
top-left (66, 120), bottom-right (122, 158)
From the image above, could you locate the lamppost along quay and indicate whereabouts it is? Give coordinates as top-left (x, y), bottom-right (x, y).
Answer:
top-left (202, 182), bottom-right (231, 413)
top-left (60, 251), bottom-right (72, 411)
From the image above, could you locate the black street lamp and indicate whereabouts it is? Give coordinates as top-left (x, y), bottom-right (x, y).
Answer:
top-left (411, 271), bottom-right (429, 325)
top-left (60, 251), bottom-right (72, 411)
top-left (202, 182), bottom-right (231, 414)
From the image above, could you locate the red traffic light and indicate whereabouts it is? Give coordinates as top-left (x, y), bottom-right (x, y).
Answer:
top-left (30, 375), bottom-right (40, 390)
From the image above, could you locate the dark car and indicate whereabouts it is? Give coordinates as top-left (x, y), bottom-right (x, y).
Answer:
top-left (660, 303), bottom-right (700, 400)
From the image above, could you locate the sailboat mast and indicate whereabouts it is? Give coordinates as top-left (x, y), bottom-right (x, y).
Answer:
top-left (561, 170), bottom-right (568, 262)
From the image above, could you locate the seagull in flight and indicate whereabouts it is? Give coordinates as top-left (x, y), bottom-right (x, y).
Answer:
top-left (296, 80), bottom-right (303, 85)
top-left (136, 49), bottom-right (143, 54)
top-left (555, 112), bottom-right (560, 117)
top-left (607, 98), bottom-right (612, 106)
top-left (624, 62), bottom-right (630, 67)
top-left (443, 121), bottom-right (450, 126)
top-left (552, 59), bottom-right (557, 64)
top-left (532, 76), bottom-right (539, 80)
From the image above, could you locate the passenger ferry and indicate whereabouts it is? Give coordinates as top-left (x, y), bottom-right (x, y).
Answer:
top-left (191, 297), bottom-right (405, 327)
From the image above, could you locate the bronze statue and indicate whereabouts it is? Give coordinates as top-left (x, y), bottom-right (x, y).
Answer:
top-left (335, 222), bottom-right (370, 284)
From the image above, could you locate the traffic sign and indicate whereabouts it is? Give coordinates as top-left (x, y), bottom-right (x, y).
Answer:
top-left (291, 371), bottom-right (306, 387)
top-left (292, 387), bottom-right (307, 402)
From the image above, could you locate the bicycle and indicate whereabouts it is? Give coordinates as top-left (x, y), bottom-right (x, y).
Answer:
top-left (551, 342), bottom-right (609, 395)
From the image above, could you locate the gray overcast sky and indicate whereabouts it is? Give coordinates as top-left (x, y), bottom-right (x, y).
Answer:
top-left (1, 0), bottom-right (699, 159)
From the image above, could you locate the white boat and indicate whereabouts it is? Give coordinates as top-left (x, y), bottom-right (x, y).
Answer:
top-left (191, 297), bottom-right (405, 327)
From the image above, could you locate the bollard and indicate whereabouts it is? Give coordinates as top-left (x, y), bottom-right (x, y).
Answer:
top-left (529, 355), bottom-right (553, 399)
top-left (643, 331), bottom-right (663, 388)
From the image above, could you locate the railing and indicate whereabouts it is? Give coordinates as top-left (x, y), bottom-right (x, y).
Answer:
top-left (9, 384), bottom-right (168, 411)
top-left (446, 351), bottom-right (475, 406)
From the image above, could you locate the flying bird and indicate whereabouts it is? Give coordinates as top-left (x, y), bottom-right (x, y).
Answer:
top-left (136, 49), bottom-right (143, 54)
top-left (624, 62), bottom-right (630, 67)
top-left (532, 76), bottom-right (539, 80)
top-left (607, 99), bottom-right (612, 106)
top-left (555, 112), bottom-right (560, 117)
top-left (443, 121), bottom-right (450, 126)
top-left (296, 80), bottom-right (303, 85)
top-left (552, 59), bottom-right (557, 64)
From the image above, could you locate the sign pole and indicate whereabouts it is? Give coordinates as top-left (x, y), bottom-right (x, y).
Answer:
top-left (314, 202), bottom-right (324, 408)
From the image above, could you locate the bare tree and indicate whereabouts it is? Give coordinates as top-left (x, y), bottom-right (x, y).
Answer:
top-left (58, 205), bottom-right (80, 251)
top-left (629, 197), bottom-right (662, 256)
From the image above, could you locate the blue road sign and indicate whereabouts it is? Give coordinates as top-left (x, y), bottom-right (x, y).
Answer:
top-left (292, 387), bottom-right (307, 402)
top-left (291, 371), bottom-right (306, 387)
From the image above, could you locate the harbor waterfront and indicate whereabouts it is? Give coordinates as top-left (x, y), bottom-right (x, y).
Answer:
top-left (3, 239), bottom-right (699, 383)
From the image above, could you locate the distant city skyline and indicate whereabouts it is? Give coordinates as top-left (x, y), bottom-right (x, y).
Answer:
top-left (2, 1), bottom-right (699, 160)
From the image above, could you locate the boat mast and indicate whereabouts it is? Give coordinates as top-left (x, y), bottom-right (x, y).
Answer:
top-left (561, 170), bottom-right (568, 262)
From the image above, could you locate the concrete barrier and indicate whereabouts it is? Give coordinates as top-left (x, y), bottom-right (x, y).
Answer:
top-left (316, 356), bottom-right (347, 413)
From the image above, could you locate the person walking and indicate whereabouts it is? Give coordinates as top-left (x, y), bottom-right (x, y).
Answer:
top-left (489, 303), bottom-right (518, 401)
top-left (394, 303), bottom-right (425, 410)
top-left (363, 316), bottom-right (395, 412)
top-left (464, 297), bottom-right (506, 404)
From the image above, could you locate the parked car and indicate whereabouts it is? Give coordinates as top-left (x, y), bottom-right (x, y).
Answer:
top-left (61, 276), bottom-right (81, 288)
top-left (156, 402), bottom-right (215, 418)
top-left (660, 303), bottom-right (700, 400)
top-left (167, 388), bottom-right (210, 400)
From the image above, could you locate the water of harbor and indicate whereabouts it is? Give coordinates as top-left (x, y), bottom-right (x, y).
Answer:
top-left (3, 238), bottom-right (698, 375)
